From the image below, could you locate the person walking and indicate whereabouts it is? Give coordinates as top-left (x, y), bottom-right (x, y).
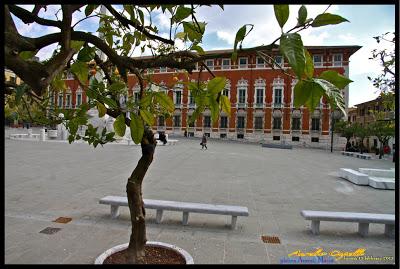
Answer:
top-left (201, 134), bottom-right (207, 150)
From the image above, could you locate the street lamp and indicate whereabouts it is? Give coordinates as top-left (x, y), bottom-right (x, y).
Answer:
top-left (330, 109), bottom-right (343, 153)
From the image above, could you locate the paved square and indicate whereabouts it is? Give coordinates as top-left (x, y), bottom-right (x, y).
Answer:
top-left (5, 133), bottom-right (396, 264)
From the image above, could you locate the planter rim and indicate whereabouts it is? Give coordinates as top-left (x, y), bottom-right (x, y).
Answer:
top-left (94, 241), bottom-right (194, 264)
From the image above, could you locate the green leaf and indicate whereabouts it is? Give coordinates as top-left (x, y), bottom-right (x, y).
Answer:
top-left (108, 81), bottom-right (126, 94)
top-left (191, 45), bottom-right (205, 55)
top-left (113, 114), bottom-right (126, 137)
top-left (68, 134), bottom-right (75, 144)
top-left (51, 73), bottom-right (66, 91)
top-left (233, 25), bottom-right (247, 60)
top-left (304, 49), bottom-right (314, 79)
top-left (124, 5), bottom-right (134, 20)
top-left (220, 95), bottom-right (231, 115)
top-left (231, 52), bottom-right (238, 62)
top-left (293, 80), bottom-right (324, 111)
top-left (155, 92), bottom-right (174, 112)
top-left (311, 13), bottom-right (349, 27)
top-left (279, 33), bottom-right (305, 78)
top-left (96, 101), bottom-right (107, 117)
top-left (175, 32), bottom-right (186, 40)
top-left (274, 5), bottom-right (290, 28)
top-left (182, 21), bottom-right (205, 42)
top-left (85, 4), bottom-right (98, 16)
top-left (140, 109), bottom-right (154, 126)
top-left (318, 70), bottom-right (353, 89)
top-left (137, 9), bottom-right (145, 25)
top-left (130, 113), bottom-right (144, 144)
top-left (19, 51), bottom-right (37, 60)
top-left (208, 96), bottom-right (219, 123)
top-left (140, 93), bottom-right (152, 108)
top-left (297, 5), bottom-right (307, 26)
top-left (70, 61), bottom-right (88, 84)
top-left (102, 97), bottom-right (118, 109)
top-left (207, 77), bottom-right (226, 95)
top-left (15, 84), bottom-right (29, 105)
top-left (189, 105), bottom-right (204, 124)
top-left (173, 6), bottom-right (192, 22)
top-left (106, 34), bottom-right (113, 47)
top-left (70, 40), bottom-right (85, 51)
top-left (77, 46), bottom-right (96, 62)
top-left (313, 78), bottom-right (346, 115)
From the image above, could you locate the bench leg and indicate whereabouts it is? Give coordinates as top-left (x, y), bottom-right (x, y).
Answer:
top-left (110, 205), bottom-right (120, 219)
top-left (182, 212), bottom-right (189, 225)
top-left (358, 223), bottom-right (369, 237)
top-left (384, 224), bottom-right (395, 238)
top-left (311, 220), bottom-right (320, 235)
top-left (156, 209), bottom-right (163, 224)
top-left (231, 216), bottom-right (237, 229)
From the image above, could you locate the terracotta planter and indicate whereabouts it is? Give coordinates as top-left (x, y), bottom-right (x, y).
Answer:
top-left (94, 241), bottom-right (194, 264)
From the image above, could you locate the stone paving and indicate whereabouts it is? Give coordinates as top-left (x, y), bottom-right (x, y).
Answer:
top-left (4, 130), bottom-right (396, 264)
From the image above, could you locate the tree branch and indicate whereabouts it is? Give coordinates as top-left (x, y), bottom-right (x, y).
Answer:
top-left (8, 4), bottom-right (62, 28)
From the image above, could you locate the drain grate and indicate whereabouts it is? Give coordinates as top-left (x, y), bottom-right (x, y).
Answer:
top-left (39, 227), bottom-right (62, 235)
top-left (53, 217), bottom-right (72, 224)
top-left (261, 235), bottom-right (281, 244)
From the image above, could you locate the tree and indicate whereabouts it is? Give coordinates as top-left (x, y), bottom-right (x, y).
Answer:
top-left (369, 112), bottom-right (395, 159)
top-left (352, 123), bottom-right (371, 154)
top-left (5, 4), bottom-right (351, 263)
top-left (334, 120), bottom-right (356, 151)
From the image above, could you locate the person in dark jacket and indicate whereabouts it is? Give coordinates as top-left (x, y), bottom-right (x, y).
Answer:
top-left (201, 134), bottom-right (207, 150)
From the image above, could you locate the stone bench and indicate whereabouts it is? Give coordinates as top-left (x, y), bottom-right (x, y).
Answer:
top-left (338, 168), bottom-right (369, 185)
top-left (341, 152), bottom-right (371, 159)
top-left (341, 151), bottom-right (354, 156)
top-left (368, 177), bottom-right (395, 190)
top-left (9, 134), bottom-right (28, 139)
top-left (359, 168), bottom-right (395, 178)
top-left (99, 196), bottom-right (249, 229)
top-left (300, 210), bottom-right (395, 238)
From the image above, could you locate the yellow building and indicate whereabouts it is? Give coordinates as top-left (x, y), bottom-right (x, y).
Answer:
top-left (5, 68), bottom-right (22, 85)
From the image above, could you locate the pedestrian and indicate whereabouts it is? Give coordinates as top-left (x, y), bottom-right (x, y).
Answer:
top-left (184, 130), bottom-right (187, 137)
top-left (201, 134), bottom-right (207, 150)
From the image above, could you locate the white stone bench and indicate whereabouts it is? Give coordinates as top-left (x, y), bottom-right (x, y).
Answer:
top-left (338, 168), bottom-right (369, 185)
top-left (9, 134), bottom-right (28, 139)
top-left (300, 210), bottom-right (395, 238)
top-left (368, 177), bottom-right (395, 190)
top-left (341, 151), bottom-right (354, 156)
top-left (354, 153), bottom-right (372, 159)
top-left (359, 168), bottom-right (395, 178)
top-left (99, 196), bottom-right (249, 229)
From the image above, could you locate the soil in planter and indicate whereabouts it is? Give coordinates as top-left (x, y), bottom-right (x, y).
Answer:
top-left (103, 246), bottom-right (186, 264)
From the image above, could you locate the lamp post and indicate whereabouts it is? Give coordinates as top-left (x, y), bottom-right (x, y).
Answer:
top-left (330, 110), bottom-right (342, 153)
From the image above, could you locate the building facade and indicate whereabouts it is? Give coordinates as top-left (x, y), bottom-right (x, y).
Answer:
top-left (59, 45), bottom-right (361, 148)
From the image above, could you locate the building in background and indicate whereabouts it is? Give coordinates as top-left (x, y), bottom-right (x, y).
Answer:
top-left (58, 45), bottom-right (361, 148)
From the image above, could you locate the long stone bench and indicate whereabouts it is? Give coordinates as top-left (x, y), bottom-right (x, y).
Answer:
top-left (9, 133), bottom-right (40, 139)
top-left (300, 210), bottom-right (395, 238)
top-left (99, 196), bottom-right (249, 229)
top-left (368, 177), bottom-right (395, 190)
top-left (359, 168), bottom-right (395, 178)
top-left (338, 168), bottom-right (369, 185)
top-left (341, 151), bottom-right (371, 159)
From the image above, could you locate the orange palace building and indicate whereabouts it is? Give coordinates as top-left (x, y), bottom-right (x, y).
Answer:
top-left (60, 45), bottom-right (361, 147)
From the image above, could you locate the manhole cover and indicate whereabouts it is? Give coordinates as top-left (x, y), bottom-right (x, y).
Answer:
top-left (39, 227), bottom-right (62, 235)
top-left (53, 217), bottom-right (72, 224)
top-left (261, 235), bottom-right (281, 244)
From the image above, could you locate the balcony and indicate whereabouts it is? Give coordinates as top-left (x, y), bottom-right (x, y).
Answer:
top-left (237, 103), bottom-right (247, 109)
top-left (188, 103), bottom-right (196, 109)
top-left (272, 103), bottom-right (283, 108)
top-left (254, 103), bottom-right (264, 108)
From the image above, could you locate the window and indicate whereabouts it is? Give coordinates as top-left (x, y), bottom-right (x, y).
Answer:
top-left (333, 54), bottom-right (342, 66)
top-left (254, 117), bottom-right (263, 129)
top-left (159, 67), bottom-right (167, 72)
top-left (255, 88), bottom-right (264, 105)
top-left (189, 92), bottom-right (195, 105)
top-left (274, 88), bottom-right (283, 106)
top-left (273, 118), bottom-right (281, 129)
top-left (49, 93), bottom-right (54, 106)
top-left (158, 116), bottom-right (165, 126)
top-left (204, 133), bottom-right (210, 137)
top-left (313, 55), bottom-right (323, 67)
top-left (147, 68), bottom-right (154, 74)
top-left (175, 91), bottom-right (182, 105)
top-left (65, 94), bottom-right (71, 108)
top-left (273, 136), bottom-right (280, 141)
top-left (292, 118), bottom-right (301, 130)
top-left (173, 115), bottom-right (181, 127)
top-left (237, 134), bottom-right (244, 139)
top-left (292, 136), bottom-right (300, 141)
top-left (206, 60), bottom-right (214, 70)
top-left (256, 57), bottom-right (265, 68)
top-left (220, 133), bottom-right (227, 138)
top-left (204, 116), bottom-right (211, 127)
top-left (222, 88), bottom-right (229, 97)
top-left (237, 116), bottom-right (245, 128)
top-left (222, 59), bottom-right (230, 69)
top-left (58, 94), bottom-right (63, 107)
top-left (134, 92), bottom-right (140, 103)
top-left (238, 88), bottom-right (246, 104)
top-left (274, 55), bottom-right (283, 67)
top-left (360, 108), bottom-right (365, 116)
top-left (76, 93), bottom-right (82, 106)
top-left (311, 137), bottom-right (319, 143)
top-left (188, 132), bottom-right (194, 137)
top-left (220, 116), bottom-right (228, 128)
top-left (239, 57), bottom-right (248, 69)
top-left (311, 118), bottom-right (320, 131)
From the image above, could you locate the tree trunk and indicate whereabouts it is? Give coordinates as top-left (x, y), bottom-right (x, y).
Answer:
top-left (125, 127), bottom-right (157, 264)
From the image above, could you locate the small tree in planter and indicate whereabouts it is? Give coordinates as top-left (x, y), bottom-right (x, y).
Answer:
top-left (5, 4), bottom-right (351, 263)
top-left (334, 120), bottom-right (356, 151)
top-left (353, 122), bottom-right (371, 154)
top-left (369, 112), bottom-right (395, 159)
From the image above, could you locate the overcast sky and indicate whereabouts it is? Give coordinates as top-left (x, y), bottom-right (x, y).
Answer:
top-left (12, 4), bottom-right (395, 107)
